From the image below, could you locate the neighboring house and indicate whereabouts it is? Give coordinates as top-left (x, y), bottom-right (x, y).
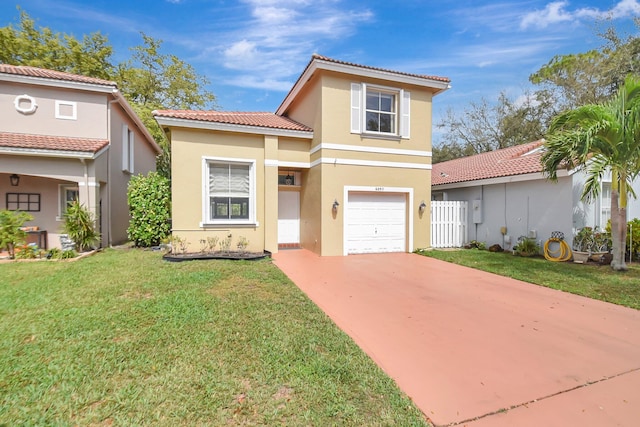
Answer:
top-left (0, 64), bottom-right (161, 249)
top-left (431, 140), bottom-right (640, 249)
top-left (154, 54), bottom-right (450, 256)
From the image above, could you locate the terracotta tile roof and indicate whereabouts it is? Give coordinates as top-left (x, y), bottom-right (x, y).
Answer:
top-left (0, 64), bottom-right (116, 86)
top-left (312, 53), bottom-right (451, 83)
top-left (153, 110), bottom-right (313, 132)
top-left (432, 140), bottom-right (546, 186)
top-left (0, 132), bottom-right (109, 154)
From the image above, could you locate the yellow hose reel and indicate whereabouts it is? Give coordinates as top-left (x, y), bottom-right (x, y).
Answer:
top-left (544, 231), bottom-right (572, 262)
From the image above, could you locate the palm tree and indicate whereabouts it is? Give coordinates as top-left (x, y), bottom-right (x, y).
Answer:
top-left (541, 75), bottom-right (640, 271)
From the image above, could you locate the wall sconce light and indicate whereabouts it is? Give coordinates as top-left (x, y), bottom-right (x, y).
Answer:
top-left (284, 172), bottom-right (294, 185)
top-left (418, 200), bottom-right (426, 214)
top-left (9, 174), bottom-right (20, 187)
top-left (332, 199), bottom-right (340, 212)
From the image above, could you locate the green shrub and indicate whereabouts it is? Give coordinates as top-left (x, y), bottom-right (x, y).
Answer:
top-left (465, 240), bottom-right (486, 250)
top-left (514, 237), bottom-right (540, 256)
top-left (127, 172), bottom-right (171, 247)
top-left (627, 218), bottom-right (640, 260)
top-left (0, 209), bottom-right (34, 259)
top-left (63, 201), bottom-right (100, 252)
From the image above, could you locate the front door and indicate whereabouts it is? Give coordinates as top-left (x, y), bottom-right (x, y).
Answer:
top-left (278, 191), bottom-right (300, 244)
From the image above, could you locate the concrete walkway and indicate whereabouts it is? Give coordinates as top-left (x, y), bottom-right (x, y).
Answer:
top-left (273, 250), bottom-right (640, 427)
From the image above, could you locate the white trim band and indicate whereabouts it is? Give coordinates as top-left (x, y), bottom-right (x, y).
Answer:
top-left (311, 157), bottom-right (431, 170)
top-left (310, 142), bottom-right (431, 157)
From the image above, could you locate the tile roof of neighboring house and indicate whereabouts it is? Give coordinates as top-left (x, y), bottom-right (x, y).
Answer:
top-left (0, 132), bottom-right (109, 154)
top-left (311, 54), bottom-right (451, 83)
top-left (0, 64), bottom-right (116, 86)
top-left (153, 110), bottom-right (313, 132)
top-left (432, 140), bottom-right (546, 186)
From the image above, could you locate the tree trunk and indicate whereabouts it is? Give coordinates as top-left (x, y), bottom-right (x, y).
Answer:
top-left (610, 187), bottom-right (628, 271)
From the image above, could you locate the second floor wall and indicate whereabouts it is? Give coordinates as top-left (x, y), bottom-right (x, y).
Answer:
top-left (0, 82), bottom-right (108, 140)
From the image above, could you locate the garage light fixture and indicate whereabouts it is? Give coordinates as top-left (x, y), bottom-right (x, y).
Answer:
top-left (10, 174), bottom-right (20, 187)
top-left (418, 200), bottom-right (426, 214)
top-left (332, 199), bottom-right (340, 212)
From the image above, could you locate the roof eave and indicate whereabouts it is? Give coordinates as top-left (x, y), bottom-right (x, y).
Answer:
top-left (432, 170), bottom-right (570, 190)
top-left (276, 57), bottom-right (451, 116)
top-left (0, 146), bottom-right (104, 159)
top-left (154, 115), bottom-right (314, 139)
top-left (0, 72), bottom-right (116, 93)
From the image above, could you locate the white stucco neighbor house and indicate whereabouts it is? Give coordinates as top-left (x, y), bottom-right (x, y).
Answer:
top-left (0, 64), bottom-right (161, 250)
top-left (431, 140), bottom-right (640, 250)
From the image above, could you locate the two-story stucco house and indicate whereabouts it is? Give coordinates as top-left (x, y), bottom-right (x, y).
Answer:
top-left (154, 54), bottom-right (450, 256)
top-left (0, 64), bottom-right (161, 250)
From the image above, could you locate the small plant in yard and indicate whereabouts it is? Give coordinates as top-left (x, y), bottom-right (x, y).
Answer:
top-left (465, 240), bottom-right (486, 250)
top-left (170, 235), bottom-right (189, 254)
top-left (0, 209), bottom-right (34, 259)
top-left (236, 236), bottom-right (249, 253)
top-left (220, 233), bottom-right (232, 254)
top-left (63, 200), bottom-right (100, 252)
top-left (206, 236), bottom-right (219, 253)
top-left (573, 226), bottom-right (611, 253)
top-left (14, 243), bottom-right (44, 259)
top-left (514, 237), bottom-right (540, 257)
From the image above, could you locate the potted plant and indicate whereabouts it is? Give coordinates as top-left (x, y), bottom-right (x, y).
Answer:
top-left (572, 227), bottom-right (610, 263)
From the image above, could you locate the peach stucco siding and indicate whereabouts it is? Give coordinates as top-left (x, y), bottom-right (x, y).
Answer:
top-left (158, 55), bottom-right (447, 256)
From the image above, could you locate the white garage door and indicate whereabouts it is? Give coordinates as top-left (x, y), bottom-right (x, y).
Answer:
top-left (346, 192), bottom-right (406, 254)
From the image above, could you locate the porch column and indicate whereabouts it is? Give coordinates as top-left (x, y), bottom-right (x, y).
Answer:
top-left (264, 135), bottom-right (279, 254)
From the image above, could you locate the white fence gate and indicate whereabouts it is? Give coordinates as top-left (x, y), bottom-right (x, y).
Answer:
top-left (431, 201), bottom-right (468, 248)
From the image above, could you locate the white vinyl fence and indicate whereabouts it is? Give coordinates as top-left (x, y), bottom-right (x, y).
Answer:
top-left (431, 201), bottom-right (468, 248)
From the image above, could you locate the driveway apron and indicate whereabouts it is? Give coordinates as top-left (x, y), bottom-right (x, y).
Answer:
top-left (273, 250), bottom-right (640, 427)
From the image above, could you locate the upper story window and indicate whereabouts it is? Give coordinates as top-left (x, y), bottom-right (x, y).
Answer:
top-left (122, 125), bottom-right (134, 173)
top-left (366, 90), bottom-right (396, 133)
top-left (203, 158), bottom-right (256, 225)
top-left (351, 83), bottom-right (410, 139)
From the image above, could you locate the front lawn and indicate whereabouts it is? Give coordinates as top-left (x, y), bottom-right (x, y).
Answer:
top-left (417, 249), bottom-right (640, 310)
top-left (0, 249), bottom-right (428, 426)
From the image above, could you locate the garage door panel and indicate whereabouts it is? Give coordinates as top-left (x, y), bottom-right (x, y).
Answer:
top-left (347, 192), bottom-right (406, 254)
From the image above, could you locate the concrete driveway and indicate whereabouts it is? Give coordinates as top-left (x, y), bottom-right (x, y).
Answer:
top-left (273, 250), bottom-right (640, 427)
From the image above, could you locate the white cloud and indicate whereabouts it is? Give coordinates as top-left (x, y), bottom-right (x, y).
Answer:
top-left (216, 0), bottom-right (373, 91)
top-left (520, 0), bottom-right (640, 29)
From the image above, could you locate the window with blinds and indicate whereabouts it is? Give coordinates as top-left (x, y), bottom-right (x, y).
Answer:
top-left (209, 163), bottom-right (251, 220)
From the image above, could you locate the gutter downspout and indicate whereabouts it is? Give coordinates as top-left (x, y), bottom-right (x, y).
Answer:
top-left (108, 98), bottom-right (118, 247)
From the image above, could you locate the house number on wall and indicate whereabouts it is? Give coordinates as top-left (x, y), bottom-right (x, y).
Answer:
top-left (375, 187), bottom-right (385, 191)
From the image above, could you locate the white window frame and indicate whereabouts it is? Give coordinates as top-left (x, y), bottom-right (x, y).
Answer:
top-left (55, 100), bottom-right (77, 120)
top-left (599, 180), bottom-right (612, 228)
top-left (122, 125), bottom-right (134, 173)
top-left (201, 157), bottom-right (257, 227)
top-left (57, 184), bottom-right (79, 221)
top-left (351, 83), bottom-right (410, 139)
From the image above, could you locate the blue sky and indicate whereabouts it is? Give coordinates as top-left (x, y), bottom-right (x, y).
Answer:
top-left (1, 0), bottom-right (639, 144)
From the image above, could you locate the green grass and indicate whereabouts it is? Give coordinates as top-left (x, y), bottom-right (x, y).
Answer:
top-left (0, 249), bottom-right (428, 426)
top-left (417, 249), bottom-right (640, 310)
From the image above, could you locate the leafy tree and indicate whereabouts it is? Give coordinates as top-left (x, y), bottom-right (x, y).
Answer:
top-left (116, 33), bottom-right (216, 178)
top-left (435, 90), bottom-right (551, 160)
top-left (0, 9), bottom-right (114, 79)
top-left (127, 172), bottom-right (171, 247)
top-left (541, 75), bottom-right (640, 271)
